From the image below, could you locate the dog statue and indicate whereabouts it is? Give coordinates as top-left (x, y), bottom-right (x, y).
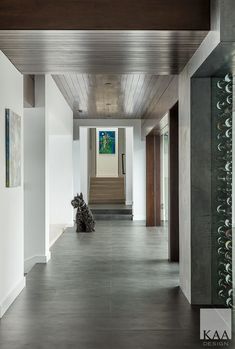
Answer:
top-left (71, 193), bottom-right (95, 233)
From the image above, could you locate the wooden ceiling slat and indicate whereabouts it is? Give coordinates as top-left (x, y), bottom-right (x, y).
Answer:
top-left (0, 30), bottom-right (207, 74)
top-left (52, 74), bottom-right (178, 120)
top-left (137, 76), bottom-right (171, 117)
top-left (134, 76), bottom-right (155, 117)
top-left (52, 75), bottom-right (73, 109)
top-left (144, 77), bottom-right (175, 118)
top-left (0, 30), bottom-right (207, 120)
top-left (127, 74), bottom-right (141, 117)
top-left (131, 75), bottom-right (151, 117)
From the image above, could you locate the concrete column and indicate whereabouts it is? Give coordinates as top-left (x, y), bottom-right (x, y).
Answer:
top-left (191, 78), bottom-right (212, 304)
top-left (179, 0), bottom-right (235, 304)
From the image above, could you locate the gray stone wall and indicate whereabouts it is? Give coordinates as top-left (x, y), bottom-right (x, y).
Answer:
top-left (179, 0), bottom-right (235, 304)
top-left (191, 78), bottom-right (212, 304)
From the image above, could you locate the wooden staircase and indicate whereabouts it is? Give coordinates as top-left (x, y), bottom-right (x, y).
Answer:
top-left (90, 205), bottom-right (133, 220)
top-left (89, 177), bottom-right (125, 204)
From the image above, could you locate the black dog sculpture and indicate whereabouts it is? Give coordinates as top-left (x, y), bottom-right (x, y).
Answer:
top-left (71, 193), bottom-right (95, 233)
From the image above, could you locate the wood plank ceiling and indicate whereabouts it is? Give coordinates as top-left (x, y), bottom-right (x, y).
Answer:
top-left (0, 0), bottom-right (210, 120)
top-left (0, 30), bottom-right (207, 119)
top-left (53, 74), bottom-right (176, 119)
top-left (0, 31), bottom-right (207, 74)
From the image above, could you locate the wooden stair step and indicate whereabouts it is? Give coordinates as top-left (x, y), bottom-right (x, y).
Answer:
top-left (89, 176), bottom-right (125, 204)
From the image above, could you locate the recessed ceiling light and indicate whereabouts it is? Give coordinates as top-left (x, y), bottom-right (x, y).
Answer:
top-left (105, 82), bottom-right (112, 86)
top-left (106, 103), bottom-right (111, 106)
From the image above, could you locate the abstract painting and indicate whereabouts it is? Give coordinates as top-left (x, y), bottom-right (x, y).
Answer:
top-left (99, 131), bottom-right (116, 154)
top-left (5, 109), bottom-right (21, 187)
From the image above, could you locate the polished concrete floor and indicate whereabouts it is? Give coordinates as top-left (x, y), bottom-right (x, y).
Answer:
top-left (0, 221), bottom-right (221, 348)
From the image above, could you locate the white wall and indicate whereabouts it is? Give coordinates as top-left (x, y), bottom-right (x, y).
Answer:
top-left (96, 127), bottom-right (119, 177)
top-left (24, 75), bottom-right (73, 273)
top-left (46, 75), bottom-right (73, 232)
top-left (132, 121), bottom-right (146, 220)
top-left (24, 107), bottom-right (50, 272)
top-left (0, 51), bottom-right (25, 318)
top-left (49, 136), bottom-right (73, 225)
top-left (160, 125), bottom-right (169, 222)
top-left (24, 76), bottom-right (51, 273)
top-left (75, 120), bottom-right (145, 220)
top-left (73, 140), bottom-right (80, 195)
top-left (79, 127), bottom-right (89, 202)
top-left (125, 127), bottom-right (133, 205)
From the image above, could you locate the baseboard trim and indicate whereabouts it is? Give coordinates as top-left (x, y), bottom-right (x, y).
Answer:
top-left (50, 228), bottom-right (63, 248)
top-left (49, 223), bottom-right (74, 248)
top-left (65, 223), bottom-right (74, 228)
top-left (133, 215), bottom-right (146, 221)
top-left (0, 277), bottom-right (25, 318)
top-left (45, 251), bottom-right (51, 262)
top-left (24, 252), bottom-right (51, 274)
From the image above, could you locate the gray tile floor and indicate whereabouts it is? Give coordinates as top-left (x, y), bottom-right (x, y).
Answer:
top-left (0, 221), bottom-right (231, 348)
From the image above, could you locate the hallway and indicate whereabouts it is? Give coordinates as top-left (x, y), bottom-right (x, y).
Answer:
top-left (0, 221), bottom-right (201, 349)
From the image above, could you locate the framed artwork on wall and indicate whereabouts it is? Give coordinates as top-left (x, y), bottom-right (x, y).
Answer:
top-left (99, 131), bottom-right (116, 154)
top-left (5, 109), bottom-right (21, 187)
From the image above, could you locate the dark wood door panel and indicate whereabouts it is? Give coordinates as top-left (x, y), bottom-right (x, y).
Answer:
top-left (169, 102), bottom-right (179, 262)
top-left (146, 134), bottom-right (161, 227)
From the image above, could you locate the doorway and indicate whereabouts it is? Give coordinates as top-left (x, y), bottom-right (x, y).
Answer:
top-left (76, 126), bottom-right (134, 221)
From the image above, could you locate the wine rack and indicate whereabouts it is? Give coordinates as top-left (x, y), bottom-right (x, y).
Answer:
top-left (213, 73), bottom-right (233, 307)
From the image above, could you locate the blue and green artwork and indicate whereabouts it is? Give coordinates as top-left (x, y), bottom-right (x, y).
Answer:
top-left (99, 131), bottom-right (115, 154)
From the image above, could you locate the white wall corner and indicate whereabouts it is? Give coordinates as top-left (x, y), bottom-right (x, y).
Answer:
top-left (24, 253), bottom-right (51, 274)
top-left (49, 223), bottom-right (73, 248)
top-left (45, 251), bottom-right (51, 262)
top-left (0, 277), bottom-right (26, 318)
top-left (133, 214), bottom-right (146, 221)
top-left (0, 51), bottom-right (24, 321)
top-left (65, 223), bottom-right (74, 228)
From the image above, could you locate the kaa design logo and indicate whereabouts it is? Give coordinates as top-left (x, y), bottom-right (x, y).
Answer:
top-left (200, 309), bottom-right (232, 345)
